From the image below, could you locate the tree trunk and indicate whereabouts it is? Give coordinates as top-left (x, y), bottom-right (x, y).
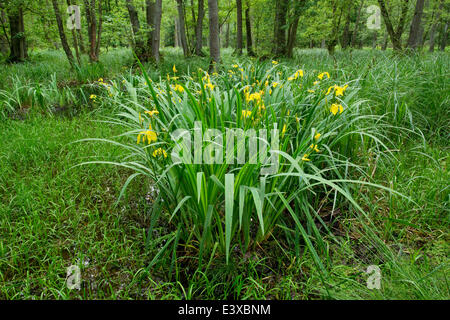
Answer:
top-left (273, 0), bottom-right (288, 57)
top-left (407, 0), bottom-right (425, 49)
top-left (95, 0), bottom-right (103, 57)
top-left (245, 2), bottom-right (255, 56)
top-left (351, 0), bottom-right (365, 48)
top-left (286, 16), bottom-right (299, 58)
top-left (146, 0), bottom-right (155, 56)
top-left (84, 0), bottom-right (99, 61)
top-left (67, 0), bottom-right (81, 65)
top-left (372, 32), bottom-right (378, 49)
top-left (381, 31), bottom-right (388, 50)
top-left (326, 0), bottom-right (344, 55)
top-left (52, 0), bottom-right (76, 67)
top-left (429, 0), bottom-right (443, 52)
top-left (0, 9), bottom-right (10, 48)
top-left (342, 10), bottom-right (351, 49)
top-left (77, 29), bottom-right (85, 54)
top-left (378, 0), bottom-right (410, 51)
top-left (286, 0), bottom-right (304, 58)
top-left (440, 22), bottom-right (448, 51)
top-left (151, 0), bottom-right (162, 63)
top-left (89, 0), bottom-right (98, 61)
top-left (225, 22), bottom-right (230, 48)
top-left (195, 0), bottom-right (205, 55)
top-left (176, 0), bottom-right (189, 56)
top-left (126, 0), bottom-right (148, 61)
top-left (175, 17), bottom-right (181, 47)
top-left (7, 7), bottom-right (27, 63)
top-left (236, 0), bottom-right (243, 55)
top-left (208, 0), bottom-right (220, 68)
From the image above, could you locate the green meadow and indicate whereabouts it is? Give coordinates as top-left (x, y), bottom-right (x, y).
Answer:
top-left (0, 48), bottom-right (448, 299)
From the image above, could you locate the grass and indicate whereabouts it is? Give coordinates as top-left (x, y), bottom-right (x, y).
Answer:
top-left (0, 48), bottom-right (448, 300)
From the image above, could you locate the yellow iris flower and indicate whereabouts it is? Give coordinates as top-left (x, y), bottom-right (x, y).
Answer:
top-left (302, 154), bottom-right (311, 162)
top-left (241, 110), bottom-right (252, 119)
top-left (137, 124), bottom-right (157, 145)
top-left (330, 104), bottom-right (344, 115)
top-left (318, 72), bottom-right (330, 80)
top-left (152, 148), bottom-right (167, 158)
top-left (144, 110), bottom-right (159, 117)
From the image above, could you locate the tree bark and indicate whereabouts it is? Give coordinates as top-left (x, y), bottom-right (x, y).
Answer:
top-left (208, 0), bottom-right (220, 68)
top-left (67, 0), bottom-right (81, 65)
top-left (342, 10), bottom-right (352, 49)
top-left (225, 22), bottom-right (230, 48)
top-left (351, 0), bottom-right (365, 48)
top-left (0, 9), bottom-right (10, 48)
top-left (382, 31), bottom-right (388, 50)
top-left (236, 0), bottom-right (243, 55)
top-left (429, 0), bottom-right (443, 52)
top-left (195, 0), bottom-right (205, 55)
top-left (407, 0), bottom-right (425, 49)
top-left (151, 0), bottom-right (162, 63)
top-left (440, 21), bottom-right (448, 51)
top-left (245, 2), bottom-right (255, 56)
top-left (7, 7), bottom-right (27, 63)
top-left (126, 0), bottom-right (148, 61)
top-left (176, 0), bottom-right (189, 56)
top-left (84, 0), bottom-right (99, 61)
top-left (326, 0), bottom-right (344, 55)
top-left (378, 0), bottom-right (410, 51)
top-left (52, 0), bottom-right (76, 67)
top-left (146, 0), bottom-right (155, 54)
top-left (286, 0), bottom-right (304, 58)
top-left (273, 0), bottom-right (288, 57)
top-left (95, 0), bottom-right (103, 57)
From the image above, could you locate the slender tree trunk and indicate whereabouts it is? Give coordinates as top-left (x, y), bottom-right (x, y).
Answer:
top-left (95, 0), bottom-right (103, 57)
top-left (208, 0), bottom-right (220, 69)
top-left (378, 0), bottom-right (410, 51)
top-left (342, 10), bottom-right (351, 49)
top-left (126, 0), bottom-right (148, 61)
top-left (152, 0), bottom-right (162, 63)
top-left (77, 21), bottom-right (85, 54)
top-left (429, 0), bottom-right (443, 52)
top-left (194, 0), bottom-right (205, 55)
top-left (0, 9), bottom-right (10, 48)
top-left (440, 21), bottom-right (448, 51)
top-left (176, 0), bottom-right (189, 56)
top-left (89, 0), bottom-right (98, 61)
top-left (327, 0), bottom-right (343, 55)
top-left (407, 0), bottom-right (425, 49)
top-left (225, 22), bottom-right (230, 48)
top-left (382, 31), bottom-right (388, 50)
top-left (7, 7), bottom-right (27, 62)
top-left (245, 2), bottom-right (255, 56)
top-left (286, 0), bottom-right (304, 58)
top-left (236, 0), bottom-right (243, 55)
top-left (351, 0), bottom-right (365, 48)
top-left (67, 0), bottom-right (81, 65)
top-left (84, 0), bottom-right (99, 61)
top-left (52, 0), bottom-right (76, 67)
top-left (372, 32), bottom-right (378, 49)
top-left (273, 0), bottom-right (288, 57)
top-left (146, 0), bottom-right (155, 56)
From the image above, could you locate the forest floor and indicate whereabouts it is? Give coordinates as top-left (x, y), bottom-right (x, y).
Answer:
top-left (0, 48), bottom-right (448, 299)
